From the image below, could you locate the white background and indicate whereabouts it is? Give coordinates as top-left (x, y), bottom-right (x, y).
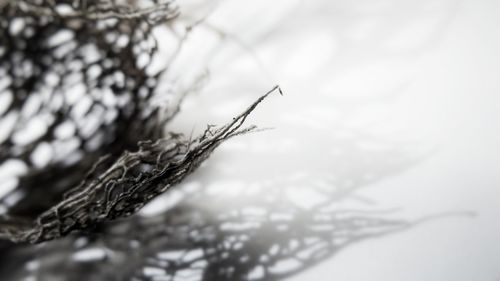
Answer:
top-left (156, 0), bottom-right (500, 280)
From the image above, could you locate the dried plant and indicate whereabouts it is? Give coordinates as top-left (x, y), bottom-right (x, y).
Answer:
top-left (0, 86), bottom-right (281, 244)
top-left (0, 0), bottom-right (282, 243)
top-left (0, 1), bottom-right (421, 281)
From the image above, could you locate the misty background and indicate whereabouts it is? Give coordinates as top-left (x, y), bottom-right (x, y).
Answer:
top-left (158, 0), bottom-right (500, 280)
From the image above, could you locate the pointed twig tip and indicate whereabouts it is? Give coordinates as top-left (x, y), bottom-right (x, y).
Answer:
top-left (269, 85), bottom-right (283, 96)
